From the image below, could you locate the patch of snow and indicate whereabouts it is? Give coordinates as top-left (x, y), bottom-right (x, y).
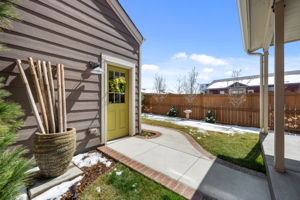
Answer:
top-left (132, 183), bottom-right (137, 187)
top-left (32, 176), bottom-right (83, 200)
top-left (142, 113), bottom-right (299, 136)
top-left (72, 152), bottom-right (111, 168)
top-left (16, 188), bottom-right (28, 200)
top-left (116, 171), bottom-right (123, 176)
top-left (96, 186), bottom-right (101, 193)
top-left (105, 161), bottom-right (112, 167)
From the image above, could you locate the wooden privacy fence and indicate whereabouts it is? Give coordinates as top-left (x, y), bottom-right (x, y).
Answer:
top-left (142, 93), bottom-right (300, 133)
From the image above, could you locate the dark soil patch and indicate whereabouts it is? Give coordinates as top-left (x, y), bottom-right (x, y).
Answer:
top-left (136, 129), bottom-right (161, 139)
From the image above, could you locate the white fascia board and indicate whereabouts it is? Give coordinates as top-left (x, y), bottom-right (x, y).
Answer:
top-left (237, 0), bottom-right (250, 52)
top-left (262, 0), bottom-right (274, 50)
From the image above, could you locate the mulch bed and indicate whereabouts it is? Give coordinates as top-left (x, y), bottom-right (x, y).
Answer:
top-left (61, 150), bottom-right (116, 200)
top-left (135, 129), bottom-right (162, 139)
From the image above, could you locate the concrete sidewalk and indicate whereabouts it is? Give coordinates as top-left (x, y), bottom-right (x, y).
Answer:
top-left (107, 124), bottom-right (270, 200)
top-left (262, 133), bottom-right (300, 200)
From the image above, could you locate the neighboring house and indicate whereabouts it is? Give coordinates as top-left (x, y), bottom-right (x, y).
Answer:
top-left (198, 83), bottom-right (209, 94)
top-left (0, 0), bottom-right (143, 155)
top-left (141, 88), bottom-right (177, 94)
top-left (206, 70), bottom-right (300, 94)
top-left (142, 88), bottom-right (156, 94)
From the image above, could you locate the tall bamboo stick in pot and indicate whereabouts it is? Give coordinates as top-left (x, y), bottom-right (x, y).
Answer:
top-left (47, 61), bottom-right (57, 131)
top-left (36, 60), bottom-right (49, 133)
top-left (28, 57), bottom-right (48, 133)
top-left (42, 61), bottom-right (56, 133)
top-left (17, 59), bottom-right (45, 134)
top-left (57, 64), bottom-right (63, 132)
top-left (61, 64), bottom-right (67, 132)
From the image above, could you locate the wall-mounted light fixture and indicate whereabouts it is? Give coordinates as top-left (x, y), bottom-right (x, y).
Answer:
top-left (89, 61), bottom-right (104, 74)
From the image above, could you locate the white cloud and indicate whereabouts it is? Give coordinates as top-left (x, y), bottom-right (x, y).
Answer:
top-left (190, 54), bottom-right (228, 66)
top-left (172, 52), bottom-right (188, 59)
top-left (197, 75), bottom-right (210, 80)
top-left (225, 71), bottom-right (233, 75)
top-left (142, 64), bottom-right (159, 71)
top-left (203, 67), bottom-right (214, 73)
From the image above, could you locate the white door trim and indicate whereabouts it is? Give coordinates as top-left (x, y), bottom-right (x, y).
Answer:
top-left (100, 54), bottom-right (136, 144)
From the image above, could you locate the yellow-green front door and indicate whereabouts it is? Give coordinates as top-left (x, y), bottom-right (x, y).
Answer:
top-left (107, 65), bottom-right (129, 140)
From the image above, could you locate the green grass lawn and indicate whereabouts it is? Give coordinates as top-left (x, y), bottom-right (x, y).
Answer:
top-left (142, 118), bottom-right (265, 173)
top-left (81, 163), bottom-right (185, 200)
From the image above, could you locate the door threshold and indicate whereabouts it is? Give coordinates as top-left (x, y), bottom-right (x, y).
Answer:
top-left (106, 135), bottom-right (130, 145)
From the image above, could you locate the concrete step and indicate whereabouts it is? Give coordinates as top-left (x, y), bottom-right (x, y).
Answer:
top-left (28, 164), bottom-right (83, 198)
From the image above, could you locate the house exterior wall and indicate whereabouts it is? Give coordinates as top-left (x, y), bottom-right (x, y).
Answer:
top-left (0, 0), bottom-right (141, 155)
top-left (207, 89), bottom-right (227, 94)
top-left (285, 84), bottom-right (300, 92)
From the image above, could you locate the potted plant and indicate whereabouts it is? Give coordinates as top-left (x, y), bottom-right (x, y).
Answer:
top-left (17, 58), bottom-right (76, 177)
top-left (34, 128), bottom-right (76, 177)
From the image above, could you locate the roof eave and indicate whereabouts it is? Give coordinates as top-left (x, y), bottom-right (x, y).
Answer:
top-left (237, 0), bottom-right (274, 52)
top-left (237, 0), bottom-right (251, 53)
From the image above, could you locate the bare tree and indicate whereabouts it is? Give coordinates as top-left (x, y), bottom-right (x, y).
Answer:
top-left (153, 74), bottom-right (167, 104)
top-left (227, 69), bottom-right (251, 109)
top-left (153, 73), bottom-right (166, 94)
top-left (182, 67), bottom-right (200, 107)
top-left (176, 75), bottom-right (184, 94)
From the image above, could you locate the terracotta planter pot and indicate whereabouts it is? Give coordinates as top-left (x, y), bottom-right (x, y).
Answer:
top-left (34, 128), bottom-right (76, 177)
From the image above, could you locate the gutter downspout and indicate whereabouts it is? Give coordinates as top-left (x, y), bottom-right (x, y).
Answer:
top-left (247, 51), bottom-right (264, 133)
top-left (263, 50), bottom-right (269, 134)
top-left (138, 45), bottom-right (142, 134)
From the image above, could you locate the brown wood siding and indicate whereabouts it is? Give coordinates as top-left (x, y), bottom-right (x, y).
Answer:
top-left (0, 0), bottom-right (141, 156)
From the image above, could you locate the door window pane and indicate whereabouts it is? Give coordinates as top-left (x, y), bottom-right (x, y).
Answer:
top-left (108, 69), bottom-right (126, 104)
top-left (120, 94), bottom-right (125, 103)
top-left (115, 93), bottom-right (120, 103)
top-left (109, 93), bottom-right (114, 103)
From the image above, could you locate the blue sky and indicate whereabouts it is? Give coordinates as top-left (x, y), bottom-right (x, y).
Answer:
top-left (119, 0), bottom-right (300, 91)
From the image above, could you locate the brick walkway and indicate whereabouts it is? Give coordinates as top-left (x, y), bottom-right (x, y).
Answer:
top-left (98, 146), bottom-right (207, 200)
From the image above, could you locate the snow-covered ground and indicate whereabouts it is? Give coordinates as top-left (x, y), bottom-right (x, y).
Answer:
top-left (33, 152), bottom-right (111, 200)
top-left (72, 152), bottom-right (112, 168)
top-left (32, 176), bottom-right (83, 200)
top-left (142, 113), bottom-right (299, 136)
